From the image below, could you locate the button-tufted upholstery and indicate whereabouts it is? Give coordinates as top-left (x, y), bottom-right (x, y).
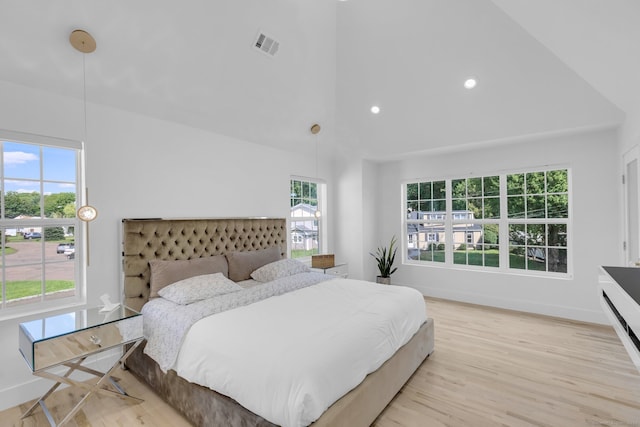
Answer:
top-left (122, 218), bottom-right (287, 312)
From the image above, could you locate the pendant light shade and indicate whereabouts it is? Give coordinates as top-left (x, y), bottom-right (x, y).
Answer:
top-left (77, 205), bottom-right (98, 222)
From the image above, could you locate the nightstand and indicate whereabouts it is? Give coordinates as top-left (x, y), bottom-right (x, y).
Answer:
top-left (18, 305), bottom-right (144, 426)
top-left (311, 263), bottom-right (348, 278)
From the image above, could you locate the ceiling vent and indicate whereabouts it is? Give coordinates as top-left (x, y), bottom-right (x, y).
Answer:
top-left (253, 31), bottom-right (280, 57)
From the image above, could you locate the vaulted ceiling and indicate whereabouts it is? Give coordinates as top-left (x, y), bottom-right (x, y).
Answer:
top-left (0, 1), bottom-right (635, 160)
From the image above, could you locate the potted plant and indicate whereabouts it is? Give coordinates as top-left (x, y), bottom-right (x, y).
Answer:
top-left (370, 236), bottom-right (398, 284)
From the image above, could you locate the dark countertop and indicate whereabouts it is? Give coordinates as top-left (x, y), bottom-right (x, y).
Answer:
top-left (603, 266), bottom-right (640, 306)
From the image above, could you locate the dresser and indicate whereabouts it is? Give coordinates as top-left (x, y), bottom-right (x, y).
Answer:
top-left (598, 266), bottom-right (640, 372)
top-left (19, 305), bottom-right (144, 426)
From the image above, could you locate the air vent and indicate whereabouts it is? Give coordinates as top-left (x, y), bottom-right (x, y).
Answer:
top-left (253, 31), bottom-right (280, 57)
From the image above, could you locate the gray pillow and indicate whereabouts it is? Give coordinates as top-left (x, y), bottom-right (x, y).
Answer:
top-left (149, 255), bottom-right (229, 298)
top-left (226, 246), bottom-right (282, 282)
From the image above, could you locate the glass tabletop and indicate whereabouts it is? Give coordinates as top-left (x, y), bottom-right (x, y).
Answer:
top-left (19, 305), bottom-right (140, 343)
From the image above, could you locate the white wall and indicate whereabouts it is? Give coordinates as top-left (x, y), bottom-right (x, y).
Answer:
top-left (0, 82), bottom-right (329, 410)
top-left (619, 107), bottom-right (640, 156)
top-left (333, 146), bottom-right (365, 279)
top-left (376, 128), bottom-right (620, 324)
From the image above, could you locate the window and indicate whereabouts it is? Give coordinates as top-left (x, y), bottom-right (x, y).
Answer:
top-left (406, 180), bottom-right (446, 262)
top-left (507, 170), bottom-right (569, 273)
top-left (290, 177), bottom-right (325, 259)
top-left (0, 132), bottom-right (83, 316)
top-left (451, 175), bottom-right (500, 268)
top-left (404, 168), bottom-right (570, 275)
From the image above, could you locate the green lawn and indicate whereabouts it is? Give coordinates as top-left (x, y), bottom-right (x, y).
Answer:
top-left (417, 249), bottom-right (546, 271)
top-left (291, 249), bottom-right (319, 258)
top-left (6, 280), bottom-right (74, 300)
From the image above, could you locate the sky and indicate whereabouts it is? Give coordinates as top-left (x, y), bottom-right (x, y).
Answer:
top-left (2, 141), bottom-right (76, 195)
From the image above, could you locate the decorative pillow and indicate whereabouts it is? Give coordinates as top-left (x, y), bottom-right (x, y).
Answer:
top-left (251, 258), bottom-right (310, 282)
top-left (158, 273), bottom-right (241, 305)
top-left (149, 255), bottom-right (229, 298)
top-left (226, 246), bottom-right (282, 282)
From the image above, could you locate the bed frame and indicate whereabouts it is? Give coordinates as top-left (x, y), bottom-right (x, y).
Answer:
top-left (122, 217), bottom-right (434, 426)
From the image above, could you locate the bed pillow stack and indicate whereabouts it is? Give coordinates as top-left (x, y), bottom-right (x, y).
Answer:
top-left (148, 254), bottom-right (229, 298)
top-left (225, 246), bottom-right (282, 282)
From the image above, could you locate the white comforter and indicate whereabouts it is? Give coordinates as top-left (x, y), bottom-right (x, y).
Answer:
top-left (175, 277), bottom-right (427, 427)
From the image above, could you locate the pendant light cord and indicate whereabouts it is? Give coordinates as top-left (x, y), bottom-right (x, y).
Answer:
top-left (83, 54), bottom-right (88, 143)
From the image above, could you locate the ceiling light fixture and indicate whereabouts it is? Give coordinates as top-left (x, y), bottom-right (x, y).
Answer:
top-left (310, 124), bottom-right (322, 219)
top-left (71, 29), bottom-right (98, 265)
top-left (71, 29), bottom-right (99, 224)
top-left (370, 105), bottom-right (381, 114)
top-left (464, 78), bottom-right (477, 89)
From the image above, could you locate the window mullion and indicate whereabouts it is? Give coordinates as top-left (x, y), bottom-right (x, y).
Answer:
top-left (445, 179), bottom-right (453, 264)
top-left (499, 175), bottom-right (509, 271)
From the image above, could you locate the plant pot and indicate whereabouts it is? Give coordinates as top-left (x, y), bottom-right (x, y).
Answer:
top-left (376, 276), bottom-right (391, 285)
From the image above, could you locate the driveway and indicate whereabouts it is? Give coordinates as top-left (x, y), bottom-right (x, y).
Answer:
top-left (5, 240), bottom-right (74, 281)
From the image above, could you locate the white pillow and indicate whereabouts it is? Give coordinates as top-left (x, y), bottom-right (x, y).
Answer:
top-left (158, 273), bottom-right (241, 305)
top-left (250, 258), bottom-right (310, 282)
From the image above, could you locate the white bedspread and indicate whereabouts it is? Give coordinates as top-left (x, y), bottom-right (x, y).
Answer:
top-left (175, 278), bottom-right (427, 427)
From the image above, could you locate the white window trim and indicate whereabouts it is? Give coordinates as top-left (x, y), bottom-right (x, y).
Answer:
top-left (402, 166), bottom-right (572, 278)
top-left (0, 129), bottom-right (86, 321)
top-left (289, 176), bottom-right (327, 261)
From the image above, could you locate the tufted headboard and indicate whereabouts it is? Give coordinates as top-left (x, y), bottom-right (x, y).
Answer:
top-left (122, 218), bottom-right (287, 312)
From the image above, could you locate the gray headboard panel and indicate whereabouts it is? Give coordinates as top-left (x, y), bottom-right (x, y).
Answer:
top-left (122, 218), bottom-right (287, 312)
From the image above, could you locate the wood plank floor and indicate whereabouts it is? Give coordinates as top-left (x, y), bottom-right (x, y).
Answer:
top-left (2, 297), bottom-right (640, 427)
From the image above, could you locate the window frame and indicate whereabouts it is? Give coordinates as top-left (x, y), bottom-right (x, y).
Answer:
top-left (403, 166), bottom-right (572, 278)
top-left (289, 176), bottom-right (326, 261)
top-left (0, 129), bottom-right (86, 320)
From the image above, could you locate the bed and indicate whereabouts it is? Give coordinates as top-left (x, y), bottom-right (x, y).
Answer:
top-left (122, 217), bottom-right (434, 426)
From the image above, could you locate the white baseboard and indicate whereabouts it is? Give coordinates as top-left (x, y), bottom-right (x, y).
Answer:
top-left (0, 348), bottom-right (121, 412)
top-left (406, 283), bottom-right (609, 325)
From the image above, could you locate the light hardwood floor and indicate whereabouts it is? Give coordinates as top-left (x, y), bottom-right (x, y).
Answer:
top-left (3, 297), bottom-right (640, 427)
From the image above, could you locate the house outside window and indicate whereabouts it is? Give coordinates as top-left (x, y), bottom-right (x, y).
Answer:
top-left (406, 180), bottom-right (446, 262)
top-left (290, 177), bottom-right (325, 259)
top-left (404, 168), bottom-right (570, 275)
top-left (451, 176), bottom-right (500, 267)
top-left (0, 131), bottom-right (84, 318)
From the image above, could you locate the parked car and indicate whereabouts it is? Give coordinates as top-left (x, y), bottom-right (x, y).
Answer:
top-left (23, 232), bottom-right (42, 239)
top-left (57, 242), bottom-right (74, 254)
top-left (64, 247), bottom-right (75, 259)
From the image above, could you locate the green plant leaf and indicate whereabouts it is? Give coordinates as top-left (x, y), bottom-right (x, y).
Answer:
top-left (370, 235), bottom-right (398, 277)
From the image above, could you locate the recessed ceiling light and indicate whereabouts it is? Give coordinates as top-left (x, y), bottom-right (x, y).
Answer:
top-left (370, 105), bottom-right (381, 114)
top-left (464, 78), bottom-right (477, 89)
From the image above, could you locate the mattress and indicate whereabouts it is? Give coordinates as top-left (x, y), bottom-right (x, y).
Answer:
top-left (174, 277), bottom-right (427, 427)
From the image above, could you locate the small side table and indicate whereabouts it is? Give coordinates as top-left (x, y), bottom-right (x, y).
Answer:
top-left (311, 263), bottom-right (348, 278)
top-left (18, 305), bottom-right (144, 426)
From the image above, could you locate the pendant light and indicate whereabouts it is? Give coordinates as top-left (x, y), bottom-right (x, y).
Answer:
top-left (310, 124), bottom-right (321, 219)
top-left (70, 29), bottom-right (98, 222)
